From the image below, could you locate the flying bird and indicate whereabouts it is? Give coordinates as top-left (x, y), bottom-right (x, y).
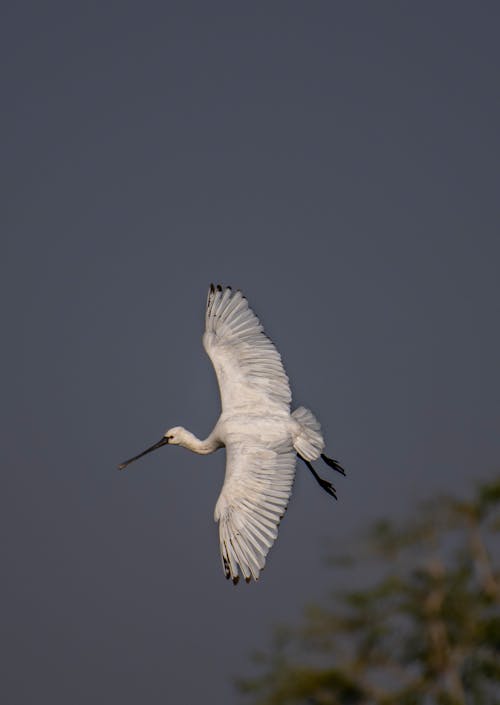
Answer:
top-left (119, 285), bottom-right (345, 584)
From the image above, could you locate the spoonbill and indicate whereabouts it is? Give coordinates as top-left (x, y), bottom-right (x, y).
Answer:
top-left (119, 284), bottom-right (345, 584)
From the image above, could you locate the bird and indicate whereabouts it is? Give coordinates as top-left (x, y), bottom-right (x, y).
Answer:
top-left (118, 284), bottom-right (345, 584)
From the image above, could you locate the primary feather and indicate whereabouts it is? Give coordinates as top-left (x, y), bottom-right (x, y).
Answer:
top-left (203, 285), bottom-right (292, 412)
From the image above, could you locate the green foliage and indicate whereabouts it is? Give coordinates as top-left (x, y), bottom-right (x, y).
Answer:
top-left (238, 478), bottom-right (500, 705)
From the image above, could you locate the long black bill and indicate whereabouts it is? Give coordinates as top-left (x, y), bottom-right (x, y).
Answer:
top-left (118, 437), bottom-right (169, 471)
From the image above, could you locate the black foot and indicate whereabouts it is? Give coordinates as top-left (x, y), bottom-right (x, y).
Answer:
top-left (316, 475), bottom-right (338, 500)
top-left (321, 453), bottom-right (346, 476)
top-left (297, 454), bottom-right (338, 500)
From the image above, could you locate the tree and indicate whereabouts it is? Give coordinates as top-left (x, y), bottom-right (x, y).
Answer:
top-left (238, 478), bottom-right (500, 705)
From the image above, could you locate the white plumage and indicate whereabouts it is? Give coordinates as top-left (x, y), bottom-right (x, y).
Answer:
top-left (119, 284), bottom-right (345, 584)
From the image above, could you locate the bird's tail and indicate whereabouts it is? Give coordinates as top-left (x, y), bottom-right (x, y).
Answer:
top-left (292, 406), bottom-right (325, 461)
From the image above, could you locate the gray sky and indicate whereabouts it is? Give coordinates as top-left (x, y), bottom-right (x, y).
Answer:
top-left (2, 2), bottom-right (499, 703)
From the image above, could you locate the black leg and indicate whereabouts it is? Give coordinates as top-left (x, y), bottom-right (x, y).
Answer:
top-left (321, 453), bottom-right (346, 476)
top-left (297, 454), bottom-right (337, 500)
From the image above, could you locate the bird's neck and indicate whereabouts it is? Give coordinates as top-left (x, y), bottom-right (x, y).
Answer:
top-left (180, 430), bottom-right (221, 455)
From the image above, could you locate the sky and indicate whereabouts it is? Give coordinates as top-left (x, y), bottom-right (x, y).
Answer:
top-left (2, 2), bottom-right (500, 703)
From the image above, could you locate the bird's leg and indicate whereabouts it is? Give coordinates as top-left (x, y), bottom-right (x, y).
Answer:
top-left (297, 454), bottom-right (337, 500)
top-left (320, 453), bottom-right (346, 476)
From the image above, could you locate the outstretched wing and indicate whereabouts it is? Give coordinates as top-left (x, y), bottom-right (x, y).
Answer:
top-left (214, 439), bottom-right (296, 583)
top-left (204, 285), bottom-right (295, 582)
top-left (203, 285), bottom-right (291, 413)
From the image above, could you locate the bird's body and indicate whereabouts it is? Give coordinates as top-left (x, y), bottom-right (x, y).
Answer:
top-left (119, 285), bottom-right (344, 584)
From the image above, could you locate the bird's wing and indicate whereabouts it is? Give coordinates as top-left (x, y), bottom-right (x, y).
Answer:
top-left (203, 285), bottom-right (291, 413)
top-left (214, 437), bottom-right (296, 583)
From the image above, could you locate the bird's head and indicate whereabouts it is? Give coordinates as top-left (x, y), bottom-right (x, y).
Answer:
top-left (118, 426), bottom-right (186, 470)
top-left (163, 426), bottom-right (185, 446)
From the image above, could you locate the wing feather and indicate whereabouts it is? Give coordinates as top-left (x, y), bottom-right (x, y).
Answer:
top-left (203, 285), bottom-right (291, 413)
top-left (215, 440), bottom-right (296, 583)
top-left (204, 285), bottom-right (296, 583)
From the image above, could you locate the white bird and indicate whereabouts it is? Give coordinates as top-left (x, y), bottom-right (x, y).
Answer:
top-left (119, 284), bottom-right (345, 584)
